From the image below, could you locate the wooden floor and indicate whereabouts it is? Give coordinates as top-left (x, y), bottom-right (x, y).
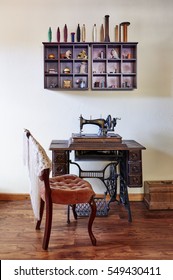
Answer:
top-left (0, 200), bottom-right (173, 260)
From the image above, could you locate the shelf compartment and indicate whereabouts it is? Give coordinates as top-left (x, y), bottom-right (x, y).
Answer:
top-left (122, 44), bottom-right (137, 59)
top-left (122, 62), bottom-right (136, 74)
top-left (60, 76), bottom-right (73, 89)
top-left (45, 61), bottom-right (58, 75)
top-left (92, 44), bottom-right (107, 60)
top-left (92, 75), bottom-right (107, 89)
top-left (44, 76), bottom-right (59, 89)
top-left (107, 45), bottom-right (121, 60)
top-left (122, 75), bottom-right (137, 89)
top-left (60, 61), bottom-right (73, 74)
top-left (107, 76), bottom-right (121, 89)
top-left (74, 75), bottom-right (88, 89)
top-left (60, 45), bottom-right (73, 59)
top-left (74, 44), bottom-right (89, 60)
top-left (74, 61), bottom-right (88, 74)
top-left (92, 61), bottom-right (106, 75)
top-left (44, 47), bottom-right (58, 60)
top-left (107, 61), bottom-right (121, 74)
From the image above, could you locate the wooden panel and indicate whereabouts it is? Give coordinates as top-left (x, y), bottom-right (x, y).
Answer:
top-left (144, 180), bottom-right (173, 210)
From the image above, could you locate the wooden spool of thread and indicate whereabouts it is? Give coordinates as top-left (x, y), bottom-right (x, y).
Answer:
top-left (115, 25), bottom-right (119, 42)
top-left (104, 15), bottom-right (110, 42)
top-left (119, 22), bottom-right (130, 42)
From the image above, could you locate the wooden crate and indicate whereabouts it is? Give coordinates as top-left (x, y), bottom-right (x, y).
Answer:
top-left (144, 180), bottom-right (173, 210)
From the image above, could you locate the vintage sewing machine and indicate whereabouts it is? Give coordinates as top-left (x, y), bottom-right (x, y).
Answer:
top-left (70, 115), bottom-right (122, 144)
top-left (79, 114), bottom-right (120, 136)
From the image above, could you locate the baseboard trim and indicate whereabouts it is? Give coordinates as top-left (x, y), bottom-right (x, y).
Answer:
top-left (106, 193), bottom-right (144, 201)
top-left (129, 193), bottom-right (144, 201)
top-left (0, 193), bottom-right (144, 201)
top-left (0, 193), bottom-right (30, 200)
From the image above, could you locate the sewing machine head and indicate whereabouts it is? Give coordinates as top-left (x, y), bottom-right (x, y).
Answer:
top-left (79, 114), bottom-right (121, 136)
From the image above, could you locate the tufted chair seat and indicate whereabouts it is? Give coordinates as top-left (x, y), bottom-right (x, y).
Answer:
top-left (24, 129), bottom-right (97, 250)
top-left (48, 175), bottom-right (95, 204)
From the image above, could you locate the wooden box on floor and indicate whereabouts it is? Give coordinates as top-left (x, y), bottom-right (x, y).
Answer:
top-left (144, 180), bottom-right (173, 210)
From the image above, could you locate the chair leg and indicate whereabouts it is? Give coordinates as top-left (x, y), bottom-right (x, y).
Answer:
top-left (36, 198), bottom-right (45, 230)
top-left (88, 196), bottom-right (97, 246)
top-left (42, 199), bottom-right (52, 250)
top-left (67, 205), bottom-right (70, 224)
top-left (67, 205), bottom-right (77, 224)
top-left (72, 204), bottom-right (78, 220)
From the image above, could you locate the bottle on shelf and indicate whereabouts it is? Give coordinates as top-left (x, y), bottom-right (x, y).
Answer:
top-left (82, 24), bottom-right (86, 42)
top-left (64, 24), bottom-right (68, 42)
top-left (77, 24), bottom-right (81, 42)
top-left (71, 32), bottom-right (75, 42)
top-left (57, 27), bottom-right (60, 42)
top-left (48, 27), bottom-right (52, 42)
top-left (93, 24), bottom-right (97, 42)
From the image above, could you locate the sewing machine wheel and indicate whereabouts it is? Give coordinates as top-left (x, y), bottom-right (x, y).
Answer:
top-left (106, 115), bottom-right (112, 129)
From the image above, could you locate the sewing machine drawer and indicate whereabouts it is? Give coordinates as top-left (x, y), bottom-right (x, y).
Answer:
top-left (128, 175), bottom-right (142, 187)
top-left (127, 150), bottom-right (142, 187)
top-left (75, 150), bottom-right (118, 161)
top-left (52, 151), bottom-right (68, 163)
top-left (52, 151), bottom-right (69, 176)
top-left (53, 163), bottom-right (69, 176)
top-left (129, 150), bottom-right (141, 161)
top-left (128, 162), bottom-right (142, 174)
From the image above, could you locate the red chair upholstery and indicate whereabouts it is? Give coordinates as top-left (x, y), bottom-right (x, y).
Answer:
top-left (25, 130), bottom-right (96, 250)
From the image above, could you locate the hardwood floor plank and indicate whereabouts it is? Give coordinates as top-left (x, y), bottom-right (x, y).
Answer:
top-left (0, 200), bottom-right (173, 260)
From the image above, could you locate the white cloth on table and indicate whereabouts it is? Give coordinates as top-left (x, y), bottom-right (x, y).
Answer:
top-left (23, 131), bottom-right (52, 220)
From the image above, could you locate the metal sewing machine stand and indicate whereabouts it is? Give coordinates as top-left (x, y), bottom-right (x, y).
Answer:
top-left (66, 114), bottom-right (132, 223)
top-left (68, 158), bottom-right (132, 223)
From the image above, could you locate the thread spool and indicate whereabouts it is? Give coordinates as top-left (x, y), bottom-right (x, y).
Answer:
top-left (119, 22), bottom-right (130, 42)
top-left (115, 25), bottom-right (119, 42)
top-left (100, 24), bottom-right (104, 42)
top-left (104, 15), bottom-right (110, 42)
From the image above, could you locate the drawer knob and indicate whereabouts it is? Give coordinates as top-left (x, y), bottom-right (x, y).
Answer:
top-left (131, 153), bottom-right (137, 160)
top-left (132, 166), bottom-right (138, 172)
top-left (133, 177), bottom-right (139, 183)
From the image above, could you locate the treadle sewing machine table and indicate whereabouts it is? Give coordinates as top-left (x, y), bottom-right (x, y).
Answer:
top-left (49, 137), bottom-right (146, 222)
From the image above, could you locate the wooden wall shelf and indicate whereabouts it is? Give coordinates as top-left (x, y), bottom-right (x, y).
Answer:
top-left (43, 42), bottom-right (138, 91)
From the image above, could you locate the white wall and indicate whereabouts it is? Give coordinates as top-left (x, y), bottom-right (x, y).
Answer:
top-left (0, 0), bottom-right (173, 194)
